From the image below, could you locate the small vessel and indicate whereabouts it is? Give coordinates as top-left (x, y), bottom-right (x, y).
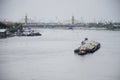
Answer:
top-left (74, 40), bottom-right (100, 55)
top-left (22, 30), bottom-right (41, 36)
top-left (16, 28), bottom-right (42, 36)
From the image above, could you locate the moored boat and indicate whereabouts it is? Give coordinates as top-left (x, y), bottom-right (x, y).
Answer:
top-left (16, 28), bottom-right (42, 36)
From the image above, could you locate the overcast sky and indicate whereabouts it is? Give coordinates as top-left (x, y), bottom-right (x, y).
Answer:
top-left (0, 0), bottom-right (120, 22)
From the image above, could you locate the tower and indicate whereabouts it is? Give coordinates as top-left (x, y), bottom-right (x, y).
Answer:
top-left (25, 15), bottom-right (28, 25)
top-left (72, 16), bottom-right (74, 24)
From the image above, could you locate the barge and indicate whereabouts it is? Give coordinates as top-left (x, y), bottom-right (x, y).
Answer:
top-left (74, 40), bottom-right (100, 55)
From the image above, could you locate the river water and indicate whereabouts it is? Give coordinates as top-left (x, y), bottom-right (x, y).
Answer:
top-left (0, 29), bottom-right (120, 80)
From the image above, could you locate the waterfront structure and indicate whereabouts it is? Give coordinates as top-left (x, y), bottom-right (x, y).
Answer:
top-left (0, 29), bottom-right (7, 38)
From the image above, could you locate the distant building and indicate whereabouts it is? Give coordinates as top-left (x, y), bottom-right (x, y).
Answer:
top-left (0, 29), bottom-right (7, 38)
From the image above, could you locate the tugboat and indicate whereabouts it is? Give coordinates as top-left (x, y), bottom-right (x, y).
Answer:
top-left (74, 38), bottom-right (100, 55)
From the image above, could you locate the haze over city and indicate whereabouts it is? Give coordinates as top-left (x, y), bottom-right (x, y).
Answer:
top-left (0, 0), bottom-right (120, 22)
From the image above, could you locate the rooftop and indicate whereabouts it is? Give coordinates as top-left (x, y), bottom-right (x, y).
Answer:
top-left (0, 29), bottom-right (7, 32)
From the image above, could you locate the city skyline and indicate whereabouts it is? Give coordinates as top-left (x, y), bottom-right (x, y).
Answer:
top-left (0, 0), bottom-right (120, 22)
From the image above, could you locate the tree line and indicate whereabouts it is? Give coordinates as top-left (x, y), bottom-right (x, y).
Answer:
top-left (0, 22), bottom-right (120, 31)
top-left (0, 22), bottom-right (23, 33)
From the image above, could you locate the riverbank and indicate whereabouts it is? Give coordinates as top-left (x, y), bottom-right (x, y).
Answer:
top-left (30, 26), bottom-right (120, 31)
top-left (1, 26), bottom-right (120, 39)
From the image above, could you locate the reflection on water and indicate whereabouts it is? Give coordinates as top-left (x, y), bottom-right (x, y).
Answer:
top-left (0, 29), bottom-right (120, 80)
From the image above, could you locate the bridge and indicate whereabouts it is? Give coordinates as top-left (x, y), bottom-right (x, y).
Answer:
top-left (17, 15), bottom-right (85, 27)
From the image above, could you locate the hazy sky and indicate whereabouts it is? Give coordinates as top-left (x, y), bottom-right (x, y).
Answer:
top-left (0, 0), bottom-right (120, 22)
